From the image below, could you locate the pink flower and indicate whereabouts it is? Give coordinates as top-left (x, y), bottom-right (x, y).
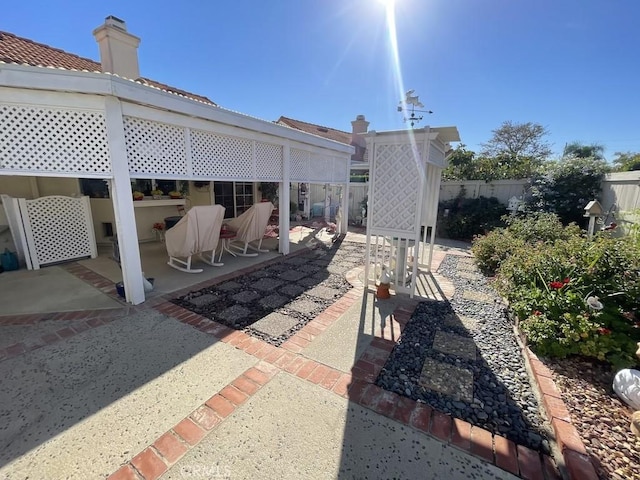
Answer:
top-left (597, 327), bottom-right (611, 336)
top-left (533, 310), bottom-right (542, 316)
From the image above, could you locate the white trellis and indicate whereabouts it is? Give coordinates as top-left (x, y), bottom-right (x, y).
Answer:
top-left (14, 195), bottom-right (97, 269)
top-left (0, 64), bottom-right (353, 305)
top-left (364, 127), bottom-right (459, 297)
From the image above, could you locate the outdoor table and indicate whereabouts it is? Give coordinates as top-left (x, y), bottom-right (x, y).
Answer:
top-left (217, 227), bottom-right (237, 262)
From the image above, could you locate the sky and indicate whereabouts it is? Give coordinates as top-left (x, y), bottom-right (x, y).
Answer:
top-left (4, 0), bottom-right (640, 160)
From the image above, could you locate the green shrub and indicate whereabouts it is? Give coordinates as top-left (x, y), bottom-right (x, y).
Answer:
top-left (472, 212), bottom-right (576, 275)
top-left (437, 196), bottom-right (506, 241)
top-left (526, 156), bottom-right (609, 226)
top-left (494, 230), bottom-right (640, 367)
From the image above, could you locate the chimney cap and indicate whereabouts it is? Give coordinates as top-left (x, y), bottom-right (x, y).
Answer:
top-left (105, 15), bottom-right (127, 31)
top-left (356, 114), bottom-right (366, 121)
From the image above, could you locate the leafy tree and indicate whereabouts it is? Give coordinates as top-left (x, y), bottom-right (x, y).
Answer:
top-left (562, 142), bottom-right (605, 161)
top-left (526, 156), bottom-right (610, 225)
top-left (443, 143), bottom-right (544, 181)
top-left (612, 151), bottom-right (640, 171)
top-left (481, 121), bottom-right (552, 178)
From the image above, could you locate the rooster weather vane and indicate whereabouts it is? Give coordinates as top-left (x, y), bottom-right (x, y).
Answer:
top-left (397, 90), bottom-right (432, 127)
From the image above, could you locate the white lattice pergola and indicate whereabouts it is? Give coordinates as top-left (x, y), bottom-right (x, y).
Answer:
top-left (0, 63), bottom-right (353, 304)
top-left (364, 127), bottom-right (460, 297)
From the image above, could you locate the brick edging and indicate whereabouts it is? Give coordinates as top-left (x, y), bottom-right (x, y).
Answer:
top-left (524, 346), bottom-right (599, 480)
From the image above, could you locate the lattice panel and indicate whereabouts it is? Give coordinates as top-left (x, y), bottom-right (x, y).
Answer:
top-left (255, 142), bottom-right (283, 179)
top-left (123, 116), bottom-right (187, 175)
top-left (290, 148), bottom-right (309, 181)
top-left (332, 157), bottom-right (348, 183)
top-left (310, 153), bottom-right (332, 182)
top-left (22, 196), bottom-right (95, 267)
top-left (0, 103), bottom-right (110, 174)
top-left (190, 129), bottom-right (252, 178)
top-left (371, 144), bottom-right (419, 232)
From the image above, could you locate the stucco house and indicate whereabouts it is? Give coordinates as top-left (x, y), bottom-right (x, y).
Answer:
top-left (0, 16), bottom-right (354, 304)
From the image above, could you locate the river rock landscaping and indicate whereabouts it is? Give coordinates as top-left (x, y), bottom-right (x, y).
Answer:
top-left (376, 254), bottom-right (552, 453)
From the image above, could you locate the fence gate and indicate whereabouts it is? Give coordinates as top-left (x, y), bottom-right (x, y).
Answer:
top-left (17, 195), bottom-right (97, 269)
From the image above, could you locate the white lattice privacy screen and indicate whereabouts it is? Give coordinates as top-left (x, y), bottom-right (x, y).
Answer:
top-left (0, 103), bottom-right (111, 174)
top-left (191, 129), bottom-right (253, 178)
top-left (18, 196), bottom-right (97, 269)
top-left (364, 128), bottom-right (457, 297)
top-left (370, 144), bottom-right (420, 233)
top-left (124, 116), bottom-right (188, 176)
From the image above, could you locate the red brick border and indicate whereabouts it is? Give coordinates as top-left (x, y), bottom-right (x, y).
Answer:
top-left (524, 346), bottom-right (599, 480)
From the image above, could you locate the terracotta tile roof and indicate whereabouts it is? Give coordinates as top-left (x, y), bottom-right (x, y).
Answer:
top-left (276, 116), bottom-right (352, 145)
top-left (0, 30), bottom-right (215, 105)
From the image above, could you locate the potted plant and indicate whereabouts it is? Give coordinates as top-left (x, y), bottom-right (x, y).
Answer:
top-left (133, 191), bottom-right (144, 201)
top-left (168, 190), bottom-right (182, 199)
top-left (151, 188), bottom-right (163, 199)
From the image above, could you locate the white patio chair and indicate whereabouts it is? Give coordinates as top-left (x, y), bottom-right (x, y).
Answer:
top-left (165, 205), bottom-right (225, 273)
top-left (225, 202), bottom-right (274, 257)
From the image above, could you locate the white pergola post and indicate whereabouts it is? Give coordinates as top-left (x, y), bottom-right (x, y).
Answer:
top-left (104, 96), bottom-right (145, 305)
top-left (324, 183), bottom-right (331, 223)
top-left (340, 183), bottom-right (349, 234)
top-left (279, 143), bottom-right (291, 254)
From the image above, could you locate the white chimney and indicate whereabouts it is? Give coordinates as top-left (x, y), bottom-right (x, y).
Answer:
top-left (93, 16), bottom-right (141, 79)
top-left (351, 114), bottom-right (370, 148)
top-left (351, 114), bottom-right (369, 162)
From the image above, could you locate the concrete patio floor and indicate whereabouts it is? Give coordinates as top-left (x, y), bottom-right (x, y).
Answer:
top-left (0, 230), bottom-right (555, 479)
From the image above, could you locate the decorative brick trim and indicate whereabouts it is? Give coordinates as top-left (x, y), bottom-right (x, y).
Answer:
top-left (524, 346), bottom-right (599, 480)
top-left (0, 311), bottom-right (124, 363)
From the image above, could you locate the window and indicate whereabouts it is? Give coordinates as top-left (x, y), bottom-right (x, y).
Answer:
top-left (79, 179), bottom-right (110, 198)
top-left (214, 181), bottom-right (254, 218)
top-left (80, 178), bottom-right (189, 199)
top-left (129, 179), bottom-right (188, 197)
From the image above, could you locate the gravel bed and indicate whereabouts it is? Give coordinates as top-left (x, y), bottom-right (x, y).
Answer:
top-left (376, 254), bottom-right (552, 453)
top-left (546, 356), bottom-right (640, 480)
top-left (171, 238), bottom-right (361, 346)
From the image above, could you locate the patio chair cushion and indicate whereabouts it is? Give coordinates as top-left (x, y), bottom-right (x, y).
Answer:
top-left (226, 202), bottom-right (274, 244)
top-left (165, 205), bottom-right (225, 258)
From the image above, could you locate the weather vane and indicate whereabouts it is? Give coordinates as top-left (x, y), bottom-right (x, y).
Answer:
top-left (397, 90), bottom-right (432, 127)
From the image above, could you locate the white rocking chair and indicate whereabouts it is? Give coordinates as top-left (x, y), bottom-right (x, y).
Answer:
top-left (225, 202), bottom-right (274, 257)
top-left (165, 205), bottom-right (225, 273)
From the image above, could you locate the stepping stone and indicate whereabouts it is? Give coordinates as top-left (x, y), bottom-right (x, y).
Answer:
top-left (457, 270), bottom-right (482, 281)
top-left (432, 330), bottom-right (477, 361)
top-left (218, 305), bottom-right (251, 322)
top-left (216, 281), bottom-right (242, 291)
top-left (462, 290), bottom-right (494, 303)
top-left (299, 277), bottom-right (323, 287)
top-left (443, 314), bottom-right (478, 331)
top-left (287, 298), bottom-right (324, 314)
top-left (259, 294), bottom-right (289, 309)
top-left (419, 358), bottom-right (474, 403)
top-left (251, 313), bottom-right (299, 337)
top-left (187, 293), bottom-right (219, 307)
top-left (279, 284), bottom-right (305, 297)
top-left (456, 258), bottom-right (478, 272)
top-left (305, 285), bottom-right (340, 300)
top-left (231, 291), bottom-right (261, 304)
top-left (298, 264), bottom-right (321, 273)
top-left (250, 278), bottom-right (285, 292)
top-left (278, 270), bottom-right (308, 282)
